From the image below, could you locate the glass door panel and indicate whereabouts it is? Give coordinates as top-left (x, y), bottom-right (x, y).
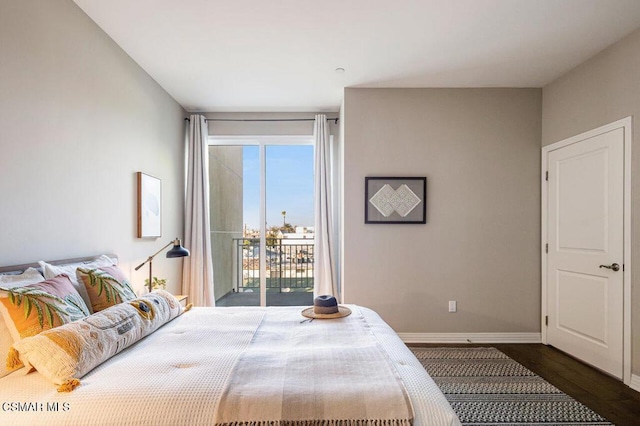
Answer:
top-left (209, 145), bottom-right (260, 306)
top-left (265, 145), bottom-right (314, 307)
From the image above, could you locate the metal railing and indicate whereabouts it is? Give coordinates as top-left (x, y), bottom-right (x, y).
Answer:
top-left (233, 238), bottom-right (314, 293)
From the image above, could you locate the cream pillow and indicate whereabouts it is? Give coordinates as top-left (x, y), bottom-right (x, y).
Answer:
top-left (39, 255), bottom-right (115, 314)
top-left (10, 290), bottom-right (185, 392)
top-left (0, 268), bottom-right (45, 378)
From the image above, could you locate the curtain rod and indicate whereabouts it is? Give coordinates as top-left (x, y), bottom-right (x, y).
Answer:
top-left (184, 117), bottom-right (339, 124)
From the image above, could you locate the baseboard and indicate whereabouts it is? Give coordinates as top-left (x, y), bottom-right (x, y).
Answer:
top-left (630, 374), bottom-right (640, 392)
top-left (398, 332), bottom-right (542, 344)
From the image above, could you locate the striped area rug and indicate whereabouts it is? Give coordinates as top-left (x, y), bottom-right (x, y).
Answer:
top-left (411, 347), bottom-right (612, 425)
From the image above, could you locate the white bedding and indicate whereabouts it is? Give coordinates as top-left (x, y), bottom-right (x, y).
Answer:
top-left (0, 306), bottom-right (460, 426)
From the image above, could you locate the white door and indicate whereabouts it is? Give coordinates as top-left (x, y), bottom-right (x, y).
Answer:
top-left (546, 127), bottom-right (624, 378)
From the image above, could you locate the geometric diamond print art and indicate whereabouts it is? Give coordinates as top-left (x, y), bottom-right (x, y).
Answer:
top-left (369, 184), bottom-right (421, 217)
top-left (369, 184), bottom-right (397, 217)
top-left (391, 184), bottom-right (421, 216)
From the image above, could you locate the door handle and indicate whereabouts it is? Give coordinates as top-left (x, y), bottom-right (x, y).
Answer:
top-left (599, 263), bottom-right (620, 272)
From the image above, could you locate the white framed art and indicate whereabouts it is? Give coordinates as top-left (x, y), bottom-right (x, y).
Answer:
top-left (137, 172), bottom-right (161, 238)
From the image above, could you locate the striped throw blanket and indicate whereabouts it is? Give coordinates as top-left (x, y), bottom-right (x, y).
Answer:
top-left (214, 306), bottom-right (414, 426)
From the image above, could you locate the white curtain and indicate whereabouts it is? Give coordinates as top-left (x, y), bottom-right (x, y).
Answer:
top-left (313, 114), bottom-right (337, 298)
top-left (182, 115), bottom-right (215, 306)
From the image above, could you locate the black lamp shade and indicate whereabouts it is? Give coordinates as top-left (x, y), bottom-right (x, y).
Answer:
top-left (166, 241), bottom-right (190, 258)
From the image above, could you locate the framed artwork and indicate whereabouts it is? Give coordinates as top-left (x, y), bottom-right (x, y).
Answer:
top-left (137, 172), bottom-right (162, 238)
top-left (365, 177), bottom-right (426, 224)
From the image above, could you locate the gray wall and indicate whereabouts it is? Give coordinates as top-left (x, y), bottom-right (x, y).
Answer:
top-left (343, 88), bottom-right (542, 333)
top-left (542, 27), bottom-right (640, 375)
top-left (0, 0), bottom-right (186, 294)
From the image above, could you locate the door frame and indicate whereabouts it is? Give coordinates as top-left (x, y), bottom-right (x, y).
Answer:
top-left (541, 116), bottom-right (632, 385)
top-left (209, 135), bottom-right (315, 307)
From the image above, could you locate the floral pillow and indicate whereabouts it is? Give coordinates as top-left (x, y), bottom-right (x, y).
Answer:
top-left (39, 254), bottom-right (115, 315)
top-left (0, 274), bottom-right (90, 342)
top-left (0, 267), bottom-right (46, 378)
top-left (77, 265), bottom-right (136, 313)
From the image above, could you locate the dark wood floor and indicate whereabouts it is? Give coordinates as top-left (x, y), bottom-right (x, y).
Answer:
top-left (409, 343), bottom-right (640, 426)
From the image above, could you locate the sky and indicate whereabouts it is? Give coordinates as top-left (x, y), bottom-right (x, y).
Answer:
top-left (243, 145), bottom-right (314, 230)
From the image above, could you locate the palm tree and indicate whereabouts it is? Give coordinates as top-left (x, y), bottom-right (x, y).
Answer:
top-left (281, 210), bottom-right (286, 226)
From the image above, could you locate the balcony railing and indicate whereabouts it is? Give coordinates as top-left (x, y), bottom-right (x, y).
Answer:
top-left (233, 238), bottom-right (314, 293)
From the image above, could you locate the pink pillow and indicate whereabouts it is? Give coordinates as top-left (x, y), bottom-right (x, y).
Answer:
top-left (0, 274), bottom-right (89, 342)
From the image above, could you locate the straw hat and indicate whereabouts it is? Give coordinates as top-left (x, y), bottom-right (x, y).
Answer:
top-left (301, 295), bottom-right (351, 319)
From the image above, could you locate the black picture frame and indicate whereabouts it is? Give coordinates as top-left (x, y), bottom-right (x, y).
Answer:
top-left (365, 177), bottom-right (426, 224)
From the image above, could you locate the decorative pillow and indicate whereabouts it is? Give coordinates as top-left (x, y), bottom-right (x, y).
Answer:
top-left (39, 255), bottom-right (115, 315)
top-left (77, 265), bottom-right (136, 313)
top-left (9, 290), bottom-right (186, 392)
top-left (0, 268), bottom-right (45, 378)
top-left (0, 268), bottom-right (45, 288)
top-left (0, 274), bottom-right (90, 343)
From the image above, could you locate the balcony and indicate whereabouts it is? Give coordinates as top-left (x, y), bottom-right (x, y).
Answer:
top-left (215, 238), bottom-right (314, 306)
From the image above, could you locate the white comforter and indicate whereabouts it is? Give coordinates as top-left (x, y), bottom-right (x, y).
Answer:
top-left (0, 306), bottom-right (460, 426)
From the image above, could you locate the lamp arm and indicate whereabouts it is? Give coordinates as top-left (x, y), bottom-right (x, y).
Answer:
top-left (134, 240), bottom-right (176, 271)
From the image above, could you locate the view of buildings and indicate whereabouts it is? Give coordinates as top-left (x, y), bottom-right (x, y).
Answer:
top-left (238, 225), bottom-right (314, 294)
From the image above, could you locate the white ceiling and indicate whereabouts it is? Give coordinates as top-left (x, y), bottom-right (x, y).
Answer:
top-left (72, 0), bottom-right (640, 112)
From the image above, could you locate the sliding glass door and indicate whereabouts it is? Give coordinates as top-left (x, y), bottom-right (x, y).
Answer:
top-left (209, 137), bottom-right (314, 307)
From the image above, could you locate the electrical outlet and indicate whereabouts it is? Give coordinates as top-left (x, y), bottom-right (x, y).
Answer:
top-left (448, 300), bottom-right (457, 312)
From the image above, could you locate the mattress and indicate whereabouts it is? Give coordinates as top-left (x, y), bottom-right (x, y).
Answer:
top-left (0, 305), bottom-right (460, 426)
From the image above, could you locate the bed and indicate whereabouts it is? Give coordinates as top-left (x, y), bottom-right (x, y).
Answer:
top-left (0, 255), bottom-right (460, 426)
